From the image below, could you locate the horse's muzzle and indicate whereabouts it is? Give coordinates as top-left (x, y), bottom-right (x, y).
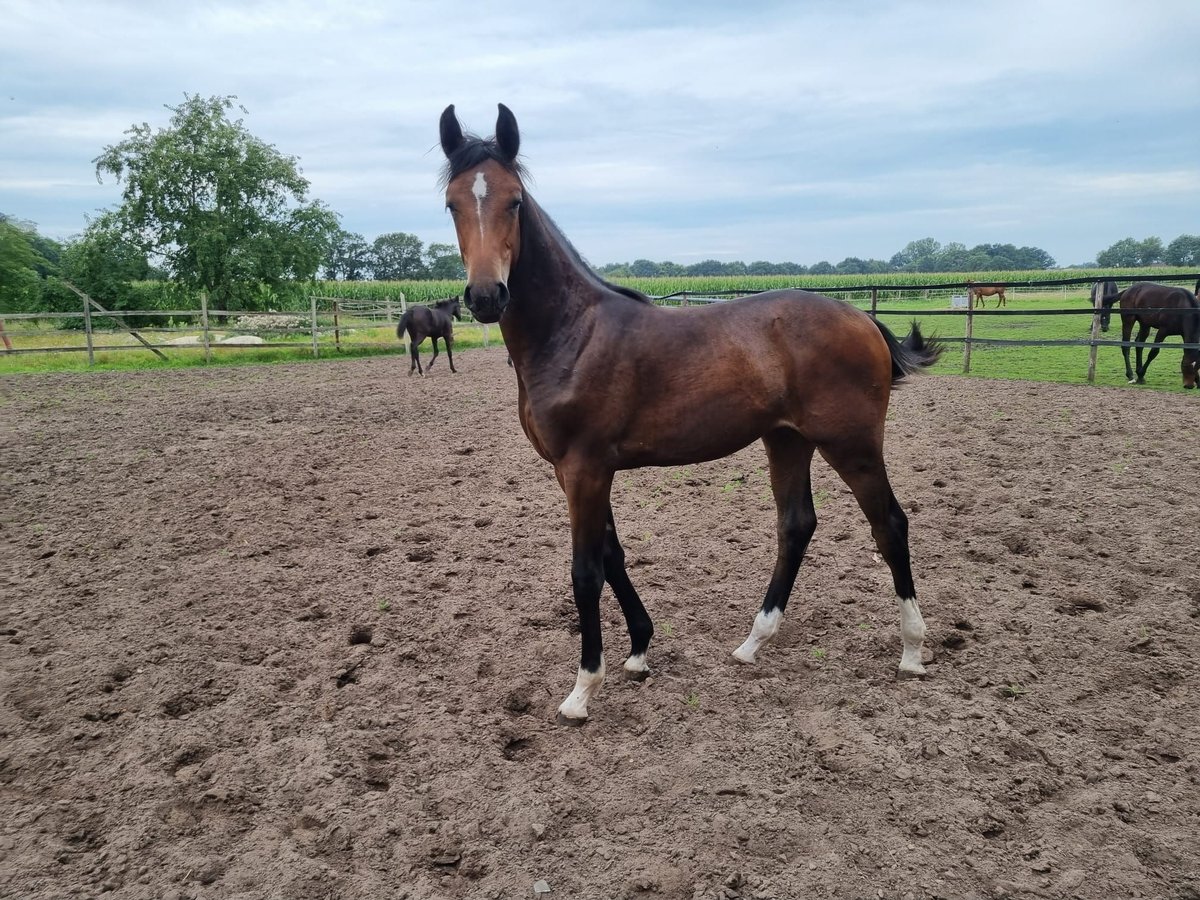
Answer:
top-left (464, 282), bottom-right (509, 324)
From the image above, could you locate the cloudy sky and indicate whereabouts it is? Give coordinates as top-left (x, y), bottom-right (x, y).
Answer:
top-left (3, 0), bottom-right (1198, 268)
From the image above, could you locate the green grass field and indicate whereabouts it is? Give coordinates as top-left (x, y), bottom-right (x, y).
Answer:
top-left (2, 284), bottom-right (1195, 393)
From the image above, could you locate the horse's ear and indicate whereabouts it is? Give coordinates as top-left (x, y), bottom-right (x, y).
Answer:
top-left (495, 103), bottom-right (520, 162)
top-left (440, 105), bottom-right (464, 158)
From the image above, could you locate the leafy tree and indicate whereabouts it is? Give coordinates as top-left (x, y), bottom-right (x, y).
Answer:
top-left (1165, 234), bottom-right (1200, 266)
top-left (371, 232), bottom-right (427, 279)
top-left (93, 94), bottom-right (340, 311)
top-left (324, 229), bottom-right (372, 280)
top-left (685, 259), bottom-right (726, 277)
top-left (809, 260), bottom-right (835, 275)
top-left (1136, 236), bottom-right (1164, 267)
top-left (0, 215), bottom-right (64, 314)
top-left (1095, 236), bottom-right (1165, 268)
top-left (890, 238), bottom-right (941, 271)
top-left (425, 242), bottom-right (466, 280)
top-left (1096, 237), bottom-right (1149, 268)
top-left (0, 217), bottom-right (43, 313)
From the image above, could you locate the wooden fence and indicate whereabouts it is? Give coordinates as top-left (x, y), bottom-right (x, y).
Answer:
top-left (2, 276), bottom-right (1196, 381)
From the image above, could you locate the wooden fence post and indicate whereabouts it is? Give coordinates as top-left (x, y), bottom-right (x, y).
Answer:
top-left (310, 293), bottom-right (320, 358)
top-left (82, 288), bottom-right (95, 367)
top-left (333, 299), bottom-right (341, 352)
top-left (870, 287), bottom-right (878, 319)
top-left (200, 291), bottom-right (211, 364)
top-left (1086, 284), bottom-right (1102, 383)
top-left (963, 290), bottom-right (974, 374)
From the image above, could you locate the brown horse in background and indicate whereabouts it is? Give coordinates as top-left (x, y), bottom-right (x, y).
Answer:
top-left (396, 297), bottom-right (462, 376)
top-left (439, 103), bottom-right (943, 725)
top-left (1109, 283), bottom-right (1199, 388)
top-left (968, 284), bottom-right (1006, 308)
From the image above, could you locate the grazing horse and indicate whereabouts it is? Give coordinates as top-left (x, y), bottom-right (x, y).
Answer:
top-left (396, 297), bottom-right (461, 376)
top-left (1093, 279), bottom-right (1121, 332)
top-left (439, 104), bottom-right (944, 725)
top-left (968, 284), bottom-right (1006, 308)
top-left (1111, 283), bottom-right (1199, 388)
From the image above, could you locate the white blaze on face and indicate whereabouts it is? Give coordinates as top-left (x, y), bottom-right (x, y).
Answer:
top-left (472, 171), bottom-right (488, 239)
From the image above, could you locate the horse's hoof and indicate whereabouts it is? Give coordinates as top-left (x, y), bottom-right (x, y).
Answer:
top-left (555, 712), bottom-right (588, 727)
top-left (896, 666), bottom-right (927, 680)
top-left (730, 648), bottom-right (756, 665)
top-left (623, 667), bottom-right (649, 682)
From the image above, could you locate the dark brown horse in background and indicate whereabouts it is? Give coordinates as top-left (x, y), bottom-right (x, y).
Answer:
top-left (1103, 283), bottom-right (1199, 389)
top-left (968, 284), bottom-right (1006, 308)
top-left (439, 103), bottom-right (943, 724)
top-left (396, 297), bottom-right (461, 375)
top-left (1093, 279), bottom-right (1120, 332)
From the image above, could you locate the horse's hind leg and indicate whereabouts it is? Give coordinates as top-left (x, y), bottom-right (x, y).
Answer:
top-left (820, 440), bottom-right (927, 677)
top-left (603, 509), bottom-right (654, 679)
top-left (445, 335), bottom-right (457, 373)
top-left (733, 429), bottom-right (817, 664)
top-left (409, 340), bottom-right (423, 376)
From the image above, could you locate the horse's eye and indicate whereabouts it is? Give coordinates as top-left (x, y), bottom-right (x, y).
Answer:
top-left (510, 199), bottom-right (523, 212)
top-left (446, 202), bottom-right (457, 215)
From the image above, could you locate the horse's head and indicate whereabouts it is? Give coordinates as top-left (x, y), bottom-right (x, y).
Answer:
top-left (440, 104), bottom-right (524, 324)
top-left (438, 297), bottom-right (463, 322)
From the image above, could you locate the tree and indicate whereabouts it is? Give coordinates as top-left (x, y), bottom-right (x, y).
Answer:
top-left (630, 259), bottom-right (659, 277)
top-left (1165, 234), bottom-right (1200, 266)
top-left (425, 242), bottom-right (466, 280)
top-left (890, 238), bottom-right (941, 271)
top-left (0, 217), bottom-right (43, 313)
top-left (1095, 236), bottom-right (1164, 268)
top-left (809, 260), bottom-right (835, 275)
top-left (0, 215), bottom-right (63, 314)
top-left (93, 94), bottom-right (340, 311)
top-left (1096, 237), bottom-right (1145, 268)
top-left (324, 229), bottom-right (372, 280)
top-left (63, 211), bottom-right (151, 292)
top-left (371, 232), bottom-right (427, 279)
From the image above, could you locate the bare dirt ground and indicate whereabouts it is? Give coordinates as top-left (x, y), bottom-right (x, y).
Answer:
top-left (2, 348), bottom-right (1198, 900)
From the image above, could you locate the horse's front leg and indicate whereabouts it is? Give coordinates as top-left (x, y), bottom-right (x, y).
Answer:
top-left (1133, 324), bottom-right (1151, 383)
top-left (445, 336), bottom-right (457, 373)
top-left (556, 465), bottom-right (614, 726)
top-left (428, 337), bottom-right (440, 371)
top-left (603, 509), bottom-right (654, 679)
top-left (1138, 327), bottom-right (1167, 381)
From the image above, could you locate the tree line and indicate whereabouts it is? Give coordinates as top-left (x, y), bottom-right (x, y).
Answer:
top-left (2, 93), bottom-right (1198, 319)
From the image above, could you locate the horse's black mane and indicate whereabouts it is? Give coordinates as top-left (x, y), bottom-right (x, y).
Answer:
top-left (441, 135), bottom-right (651, 307)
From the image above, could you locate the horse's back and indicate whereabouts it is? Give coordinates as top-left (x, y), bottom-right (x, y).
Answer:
top-left (1121, 283), bottom-right (1199, 332)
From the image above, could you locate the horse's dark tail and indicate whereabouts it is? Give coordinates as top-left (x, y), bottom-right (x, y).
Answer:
top-left (875, 319), bottom-right (944, 383)
top-left (396, 310), bottom-right (411, 341)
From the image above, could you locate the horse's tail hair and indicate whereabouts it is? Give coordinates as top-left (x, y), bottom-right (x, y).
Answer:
top-left (875, 318), bottom-right (943, 383)
top-left (396, 310), bottom-right (411, 341)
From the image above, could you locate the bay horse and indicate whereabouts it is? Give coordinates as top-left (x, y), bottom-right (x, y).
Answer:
top-left (396, 297), bottom-right (461, 375)
top-left (968, 284), bottom-right (1006, 308)
top-left (439, 104), bottom-right (943, 724)
top-left (1092, 279), bottom-right (1120, 332)
top-left (1109, 282), bottom-right (1199, 388)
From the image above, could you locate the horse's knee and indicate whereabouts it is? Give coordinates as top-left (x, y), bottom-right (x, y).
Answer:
top-left (571, 558), bottom-right (604, 603)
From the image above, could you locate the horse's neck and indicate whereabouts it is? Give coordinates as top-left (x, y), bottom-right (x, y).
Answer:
top-left (502, 198), bottom-right (606, 366)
